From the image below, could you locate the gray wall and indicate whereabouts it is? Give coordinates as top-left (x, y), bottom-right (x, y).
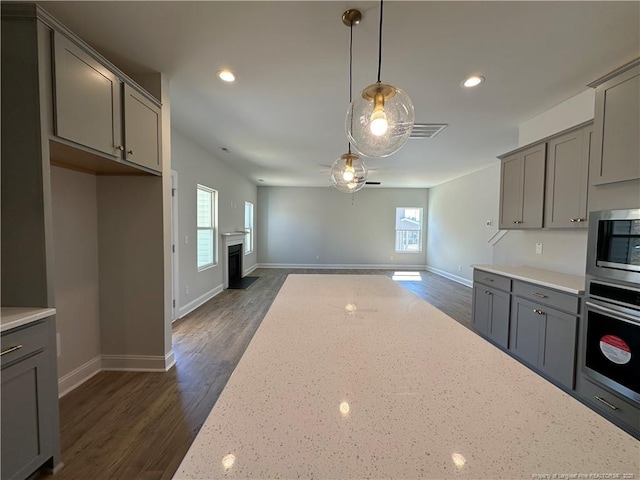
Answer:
top-left (257, 187), bottom-right (428, 267)
top-left (172, 128), bottom-right (258, 311)
top-left (51, 166), bottom-right (101, 378)
top-left (427, 164), bottom-right (500, 282)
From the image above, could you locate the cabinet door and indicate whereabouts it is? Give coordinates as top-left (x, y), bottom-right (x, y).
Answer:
top-left (1, 353), bottom-right (52, 480)
top-left (472, 285), bottom-right (490, 336)
top-left (487, 288), bottom-right (510, 349)
top-left (591, 65), bottom-right (640, 185)
top-left (545, 127), bottom-right (589, 228)
top-left (509, 298), bottom-right (544, 367)
top-left (540, 309), bottom-right (577, 389)
top-left (499, 155), bottom-right (523, 229)
top-left (123, 84), bottom-right (162, 173)
top-left (520, 144), bottom-right (546, 229)
top-left (499, 143), bottom-right (545, 230)
top-left (53, 33), bottom-right (122, 158)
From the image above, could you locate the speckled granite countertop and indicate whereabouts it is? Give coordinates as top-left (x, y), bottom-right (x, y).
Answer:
top-left (174, 274), bottom-right (637, 479)
top-left (1, 307), bottom-right (56, 333)
top-left (472, 264), bottom-right (586, 294)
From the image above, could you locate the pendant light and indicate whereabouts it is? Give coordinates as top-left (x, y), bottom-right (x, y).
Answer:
top-left (346, 0), bottom-right (414, 158)
top-left (331, 9), bottom-right (368, 194)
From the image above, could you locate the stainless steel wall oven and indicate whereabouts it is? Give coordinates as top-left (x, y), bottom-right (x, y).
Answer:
top-left (584, 209), bottom-right (640, 406)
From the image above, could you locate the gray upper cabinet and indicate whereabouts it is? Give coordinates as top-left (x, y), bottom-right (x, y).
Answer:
top-left (124, 84), bottom-right (162, 172)
top-left (499, 143), bottom-right (546, 229)
top-left (589, 60), bottom-right (640, 185)
top-left (53, 33), bottom-right (122, 158)
top-left (545, 124), bottom-right (591, 228)
top-left (52, 32), bottom-right (162, 174)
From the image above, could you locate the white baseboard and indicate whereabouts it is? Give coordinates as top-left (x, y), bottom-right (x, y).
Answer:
top-left (257, 263), bottom-right (426, 270)
top-left (101, 354), bottom-right (171, 372)
top-left (165, 349), bottom-right (176, 370)
top-left (178, 283), bottom-right (223, 318)
top-left (425, 265), bottom-right (473, 288)
top-left (58, 355), bottom-right (102, 398)
top-left (244, 263), bottom-right (257, 276)
top-left (58, 350), bottom-right (176, 397)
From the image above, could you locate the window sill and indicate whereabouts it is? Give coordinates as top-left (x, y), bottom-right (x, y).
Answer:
top-left (197, 262), bottom-right (218, 272)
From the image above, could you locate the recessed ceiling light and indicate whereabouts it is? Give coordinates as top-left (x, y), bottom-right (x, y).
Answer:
top-left (462, 75), bottom-right (484, 88)
top-left (217, 69), bottom-right (236, 82)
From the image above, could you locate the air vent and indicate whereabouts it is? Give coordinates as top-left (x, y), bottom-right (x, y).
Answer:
top-left (410, 123), bottom-right (448, 139)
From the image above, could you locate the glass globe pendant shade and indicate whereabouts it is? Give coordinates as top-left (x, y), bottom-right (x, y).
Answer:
top-left (346, 81), bottom-right (415, 158)
top-left (330, 153), bottom-right (367, 193)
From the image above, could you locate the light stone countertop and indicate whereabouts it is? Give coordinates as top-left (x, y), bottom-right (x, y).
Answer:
top-left (1, 307), bottom-right (56, 333)
top-left (174, 274), bottom-right (637, 480)
top-left (472, 264), bottom-right (586, 294)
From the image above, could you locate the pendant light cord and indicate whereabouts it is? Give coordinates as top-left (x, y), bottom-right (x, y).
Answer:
top-left (348, 20), bottom-right (354, 155)
top-left (377, 0), bottom-right (383, 83)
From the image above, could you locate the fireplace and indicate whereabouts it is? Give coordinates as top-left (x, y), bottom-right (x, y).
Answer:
top-left (228, 244), bottom-right (243, 285)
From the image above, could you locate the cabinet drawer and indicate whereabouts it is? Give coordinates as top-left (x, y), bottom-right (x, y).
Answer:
top-left (577, 376), bottom-right (639, 433)
top-left (1, 321), bottom-right (49, 367)
top-left (512, 281), bottom-right (579, 314)
top-left (473, 270), bottom-right (511, 292)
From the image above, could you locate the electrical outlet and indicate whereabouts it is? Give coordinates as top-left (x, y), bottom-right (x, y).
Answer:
top-left (536, 242), bottom-right (543, 254)
top-left (185, 285), bottom-right (190, 295)
top-left (184, 235), bottom-right (189, 244)
top-left (56, 333), bottom-right (61, 357)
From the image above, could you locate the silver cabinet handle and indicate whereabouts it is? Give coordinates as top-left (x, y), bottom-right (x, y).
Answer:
top-left (532, 292), bottom-right (548, 298)
top-left (1, 344), bottom-right (23, 356)
top-left (576, 218), bottom-right (585, 222)
top-left (513, 221), bottom-right (523, 224)
top-left (127, 150), bottom-right (134, 156)
top-left (570, 218), bottom-right (576, 222)
top-left (116, 145), bottom-right (125, 151)
top-left (485, 291), bottom-right (492, 295)
top-left (532, 309), bottom-right (545, 315)
top-left (594, 396), bottom-right (618, 411)
top-left (484, 277), bottom-right (494, 282)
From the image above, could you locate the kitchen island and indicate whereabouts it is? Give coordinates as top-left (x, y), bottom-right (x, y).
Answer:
top-left (175, 275), bottom-right (638, 479)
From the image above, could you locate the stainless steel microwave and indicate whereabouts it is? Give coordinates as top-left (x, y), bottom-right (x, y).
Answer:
top-left (587, 209), bottom-right (640, 285)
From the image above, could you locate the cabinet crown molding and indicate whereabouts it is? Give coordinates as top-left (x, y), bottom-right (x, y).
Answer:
top-left (587, 57), bottom-right (640, 89)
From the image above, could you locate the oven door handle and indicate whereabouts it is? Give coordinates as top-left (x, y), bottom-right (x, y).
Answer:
top-left (586, 301), bottom-right (640, 326)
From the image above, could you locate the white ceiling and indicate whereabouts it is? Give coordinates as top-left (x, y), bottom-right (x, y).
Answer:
top-left (41, 1), bottom-right (640, 188)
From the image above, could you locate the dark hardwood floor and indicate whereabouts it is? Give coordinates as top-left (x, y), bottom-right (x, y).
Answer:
top-left (39, 268), bottom-right (471, 480)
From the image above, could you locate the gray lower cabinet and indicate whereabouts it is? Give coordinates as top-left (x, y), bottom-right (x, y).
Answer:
top-left (472, 270), bottom-right (511, 348)
top-left (498, 143), bottom-right (546, 229)
top-left (472, 285), bottom-right (510, 349)
top-left (1, 319), bottom-right (59, 480)
top-left (509, 293), bottom-right (578, 390)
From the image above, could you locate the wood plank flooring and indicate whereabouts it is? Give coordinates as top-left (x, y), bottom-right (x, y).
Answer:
top-left (38, 268), bottom-right (471, 480)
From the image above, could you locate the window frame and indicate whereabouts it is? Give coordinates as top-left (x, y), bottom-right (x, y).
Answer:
top-left (196, 184), bottom-right (218, 271)
top-left (244, 201), bottom-right (254, 255)
top-left (394, 207), bottom-right (423, 254)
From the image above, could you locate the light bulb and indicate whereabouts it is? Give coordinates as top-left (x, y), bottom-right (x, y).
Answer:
top-left (370, 109), bottom-right (388, 136)
top-left (343, 164), bottom-right (355, 182)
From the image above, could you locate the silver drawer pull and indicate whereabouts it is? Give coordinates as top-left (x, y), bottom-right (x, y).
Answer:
top-left (594, 396), bottom-right (618, 411)
top-left (512, 220), bottom-right (522, 224)
top-left (576, 218), bottom-right (585, 223)
top-left (532, 292), bottom-right (548, 298)
top-left (485, 291), bottom-right (492, 295)
top-left (484, 277), bottom-right (494, 282)
top-left (1, 344), bottom-right (23, 356)
top-left (533, 309), bottom-right (545, 315)
top-left (570, 218), bottom-right (576, 222)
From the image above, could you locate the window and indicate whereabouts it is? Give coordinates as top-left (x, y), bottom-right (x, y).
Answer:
top-left (244, 201), bottom-right (254, 254)
top-left (395, 207), bottom-right (423, 253)
top-left (197, 185), bottom-right (217, 270)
